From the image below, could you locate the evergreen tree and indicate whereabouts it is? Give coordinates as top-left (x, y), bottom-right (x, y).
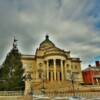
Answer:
top-left (0, 38), bottom-right (24, 91)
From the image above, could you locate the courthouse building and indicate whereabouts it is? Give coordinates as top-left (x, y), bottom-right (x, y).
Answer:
top-left (22, 35), bottom-right (83, 92)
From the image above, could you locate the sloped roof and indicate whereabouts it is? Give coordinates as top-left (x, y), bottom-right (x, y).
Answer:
top-left (83, 66), bottom-right (100, 72)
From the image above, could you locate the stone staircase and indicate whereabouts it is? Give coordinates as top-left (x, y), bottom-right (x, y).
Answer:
top-left (33, 81), bottom-right (74, 91)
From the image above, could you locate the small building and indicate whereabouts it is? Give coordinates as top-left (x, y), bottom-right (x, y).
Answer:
top-left (82, 61), bottom-right (100, 85)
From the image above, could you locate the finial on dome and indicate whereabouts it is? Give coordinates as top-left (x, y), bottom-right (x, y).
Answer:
top-left (46, 35), bottom-right (49, 40)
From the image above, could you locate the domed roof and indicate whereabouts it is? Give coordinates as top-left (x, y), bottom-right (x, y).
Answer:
top-left (39, 35), bottom-right (55, 48)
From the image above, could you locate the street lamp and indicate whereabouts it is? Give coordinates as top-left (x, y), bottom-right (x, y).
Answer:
top-left (70, 73), bottom-right (75, 97)
top-left (67, 71), bottom-right (76, 97)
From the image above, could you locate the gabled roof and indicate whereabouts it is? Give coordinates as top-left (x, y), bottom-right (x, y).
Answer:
top-left (83, 66), bottom-right (100, 72)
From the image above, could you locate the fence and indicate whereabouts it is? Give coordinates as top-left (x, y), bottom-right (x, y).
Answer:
top-left (0, 90), bottom-right (100, 98)
top-left (33, 90), bottom-right (100, 98)
top-left (0, 91), bottom-right (24, 96)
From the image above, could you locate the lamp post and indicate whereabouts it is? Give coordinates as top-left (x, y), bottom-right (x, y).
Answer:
top-left (70, 73), bottom-right (75, 97)
top-left (67, 71), bottom-right (76, 96)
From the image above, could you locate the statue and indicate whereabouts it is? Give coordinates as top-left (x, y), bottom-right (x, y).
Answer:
top-left (23, 72), bottom-right (33, 96)
top-left (13, 36), bottom-right (18, 50)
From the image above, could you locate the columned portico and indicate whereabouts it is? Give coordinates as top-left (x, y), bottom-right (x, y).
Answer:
top-left (45, 58), bottom-right (65, 81)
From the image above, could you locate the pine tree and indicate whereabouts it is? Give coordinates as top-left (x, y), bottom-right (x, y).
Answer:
top-left (0, 38), bottom-right (24, 91)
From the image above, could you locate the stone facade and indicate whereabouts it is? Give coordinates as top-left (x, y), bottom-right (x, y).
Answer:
top-left (21, 35), bottom-right (83, 92)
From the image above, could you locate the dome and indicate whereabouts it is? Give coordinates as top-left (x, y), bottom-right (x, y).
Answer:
top-left (39, 35), bottom-right (55, 48)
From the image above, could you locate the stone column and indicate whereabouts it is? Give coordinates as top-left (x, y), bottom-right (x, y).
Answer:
top-left (47, 60), bottom-right (49, 80)
top-left (61, 60), bottom-right (64, 81)
top-left (57, 72), bottom-right (60, 81)
top-left (51, 72), bottom-right (53, 81)
top-left (57, 72), bottom-right (59, 81)
top-left (54, 59), bottom-right (56, 81)
top-left (64, 60), bottom-right (66, 80)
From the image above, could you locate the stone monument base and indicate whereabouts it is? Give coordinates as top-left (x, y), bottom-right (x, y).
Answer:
top-left (23, 95), bottom-right (33, 100)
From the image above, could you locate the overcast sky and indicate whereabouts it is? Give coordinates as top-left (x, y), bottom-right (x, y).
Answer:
top-left (0, 0), bottom-right (100, 69)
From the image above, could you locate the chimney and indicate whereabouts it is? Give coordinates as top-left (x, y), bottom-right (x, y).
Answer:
top-left (96, 61), bottom-right (100, 67)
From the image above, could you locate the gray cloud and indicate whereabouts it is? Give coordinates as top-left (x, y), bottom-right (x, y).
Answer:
top-left (0, 0), bottom-right (100, 69)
